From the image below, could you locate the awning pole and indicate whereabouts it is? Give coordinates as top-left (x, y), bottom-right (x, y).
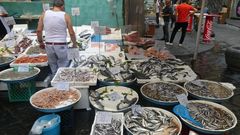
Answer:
top-left (193, 0), bottom-right (206, 60)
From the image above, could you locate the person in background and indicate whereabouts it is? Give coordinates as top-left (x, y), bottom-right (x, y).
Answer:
top-left (160, 0), bottom-right (173, 44)
top-left (155, 0), bottom-right (161, 28)
top-left (166, 0), bottom-right (197, 46)
top-left (37, 0), bottom-right (77, 77)
top-left (0, 5), bottom-right (10, 40)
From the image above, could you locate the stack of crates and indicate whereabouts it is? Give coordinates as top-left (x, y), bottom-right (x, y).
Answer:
top-left (7, 78), bottom-right (36, 102)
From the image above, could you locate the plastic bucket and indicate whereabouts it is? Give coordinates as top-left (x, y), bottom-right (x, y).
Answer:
top-left (38, 114), bottom-right (61, 135)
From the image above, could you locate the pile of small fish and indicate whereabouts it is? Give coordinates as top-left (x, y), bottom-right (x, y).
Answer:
top-left (132, 58), bottom-right (189, 80)
top-left (141, 82), bottom-right (187, 102)
top-left (99, 62), bottom-right (136, 83)
top-left (31, 88), bottom-right (80, 109)
top-left (93, 118), bottom-right (122, 135)
top-left (125, 108), bottom-right (180, 135)
top-left (54, 68), bottom-right (95, 82)
top-left (25, 45), bottom-right (46, 55)
top-left (187, 102), bottom-right (235, 130)
top-left (73, 55), bottom-right (121, 68)
top-left (185, 80), bottom-right (233, 99)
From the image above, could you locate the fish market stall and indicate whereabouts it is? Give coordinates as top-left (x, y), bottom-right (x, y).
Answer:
top-left (10, 55), bottom-right (48, 67)
top-left (141, 81), bottom-right (188, 106)
top-left (124, 107), bottom-right (182, 135)
top-left (90, 112), bottom-right (124, 135)
top-left (30, 87), bottom-right (81, 113)
top-left (176, 100), bottom-right (237, 134)
top-left (184, 79), bottom-right (234, 102)
top-left (89, 86), bottom-right (138, 112)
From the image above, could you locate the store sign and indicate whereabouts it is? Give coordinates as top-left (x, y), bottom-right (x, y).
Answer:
top-left (56, 82), bottom-right (70, 91)
top-left (71, 7), bottom-right (80, 16)
top-left (203, 16), bottom-right (213, 43)
top-left (18, 65), bottom-right (30, 72)
top-left (96, 111), bottom-right (112, 124)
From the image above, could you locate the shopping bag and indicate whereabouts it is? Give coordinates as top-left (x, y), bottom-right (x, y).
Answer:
top-left (159, 17), bottom-right (165, 26)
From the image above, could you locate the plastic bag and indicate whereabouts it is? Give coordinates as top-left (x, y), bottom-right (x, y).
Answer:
top-left (159, 17), bottom-right (165, 26)
top-left (29, 117), bottom-right (58, 135)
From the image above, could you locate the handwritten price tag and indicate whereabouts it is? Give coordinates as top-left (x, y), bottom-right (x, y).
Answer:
top-left (108, 92), bottom-right (122, 101)
top-left (109, 66), bottom-right (121, 75)
top-left (56, 82), bottom-right (70, 91)
top-left (131, 105), bottom-right (144, 116)
top-left (18, 65), bottom-right (29, 72)
top-left (91, 21), bottom-right (99, 29)
top-left (96, 111), bottom-right (112, 124)
top-left (176, 94), bottom-right (189, 107)
top-left (67, 48), bottom-right (79, 60)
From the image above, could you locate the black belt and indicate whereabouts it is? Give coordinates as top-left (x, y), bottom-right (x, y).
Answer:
top-left (45, 42), bottom-right (67, 45)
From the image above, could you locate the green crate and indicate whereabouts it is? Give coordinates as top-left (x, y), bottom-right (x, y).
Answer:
top-left (7, 79), bottom-right (36, 102)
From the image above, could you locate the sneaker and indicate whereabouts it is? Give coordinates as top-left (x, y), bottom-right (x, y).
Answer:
top-left (178, 44), bottom-right (182, 46)
top-left (166, 42), bottom-right (173, 46)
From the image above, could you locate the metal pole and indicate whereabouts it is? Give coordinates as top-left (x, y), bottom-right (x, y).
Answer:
top-left (193, 0), bottom-right (206, 60)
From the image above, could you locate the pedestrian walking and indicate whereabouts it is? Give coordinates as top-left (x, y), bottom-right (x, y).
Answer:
top-left (37, 0), bottom-right (77, 77)
top-left (160, 0), bottom-right (173, 44)
top-left (166, 0), bottom-right (197, 46)
top-left (155, 0), bottom-right (161, 28)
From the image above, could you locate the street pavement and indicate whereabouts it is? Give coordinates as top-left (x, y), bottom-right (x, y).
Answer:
top-left (153, 19), bottom-right (240, 57)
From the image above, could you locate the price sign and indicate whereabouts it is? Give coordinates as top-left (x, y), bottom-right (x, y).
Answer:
top-left (176, 94), bottom-right (189, 107)
top-left (108, 92), bottom-right (122, 101)
top-left (109, 66), bottom-right (121, 75)
top-left (96, 111), bottom-right (112, 124)
top-left (18, 65), bottom-right (30, 72)
top-left (56, 82), bottom-right (70, 91)
top-left (94, 26), bottom-right (106, 35)
top-left (131, 105), bottom-right (144, 116)
top-left (42, 3), bottom-right (50, 11)
top-left (4, 16), bottom-right (16, 26)
top-left (71, 7), bottom-right (80, 16)
top-left (67, 48), bottom-right (79, 60)
top-left (91, 21), bottom-right (99, 29)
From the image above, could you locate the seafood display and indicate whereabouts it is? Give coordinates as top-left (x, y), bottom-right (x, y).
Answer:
top-left (184, 80), bottom-right (234, 101)
top-left (30, 87), bottom-right (81, 109)
top-left (24, 45), bottom-right (46, 55)
top-left (123, 31), bottom-right (155, 46)
top-left (15, 37), bottom-right (32, 54)
top-left (72, 54), bottom-right (123, 68)
top-left (131, 58), bottom-right (197, 83)
top-left (0, 67), bottom-right (40, 81)
top-left (144, 47), bottom-right (176, 61)
top-left (125, 107), bottom-right (181, 135)
top-left (181, 100), bottom-right (237, 134)
top-left (91, 112), bottom-right (123, 135)
top-left (0, 56), bottom-right (14, 65)
top-left (98, 62), bottom-right (136, 83)
top-left (13, 55), bottom-right (48, 64)
top-left (51, 68), bottom-right (97, 86)
top-left (141, 81), bottom-right (188, 105)
top-left (89, 86), bottom-right (138, 111)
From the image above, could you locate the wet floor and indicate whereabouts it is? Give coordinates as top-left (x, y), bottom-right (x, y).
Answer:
top-left (0, 42), bottom-right (240, 135)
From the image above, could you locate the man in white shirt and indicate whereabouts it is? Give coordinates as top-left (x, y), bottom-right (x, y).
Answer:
top-left (37, 0), bottom-right (77, 77)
